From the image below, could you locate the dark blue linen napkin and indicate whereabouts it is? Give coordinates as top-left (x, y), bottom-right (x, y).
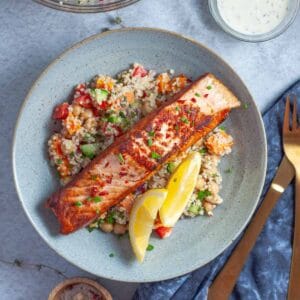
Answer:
top-left (134, 80), bottom-right (300, 300)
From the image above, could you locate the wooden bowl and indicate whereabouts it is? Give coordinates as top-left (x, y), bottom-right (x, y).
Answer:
top-left (48, 277), bottom-right (112, 300)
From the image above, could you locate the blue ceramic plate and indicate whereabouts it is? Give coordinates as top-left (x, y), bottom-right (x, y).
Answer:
top-left (13, 28), bottom-right (267, 282)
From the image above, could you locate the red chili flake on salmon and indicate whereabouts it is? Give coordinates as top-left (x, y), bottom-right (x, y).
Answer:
top-left (204, 94), bottom-right (209, 98)
top-left (91, 187), bottom-right (99, 197)
top-left (104, 162), bottom-right (109, 168)
top-left (99, 191), bottom-right (109, 196)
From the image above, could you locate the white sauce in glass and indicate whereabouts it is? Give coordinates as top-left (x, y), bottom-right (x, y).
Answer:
top-left (217, 0), bottom-right (289, 35)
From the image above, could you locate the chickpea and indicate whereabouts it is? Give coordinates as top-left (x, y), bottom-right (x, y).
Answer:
top-left (113, 223), bottom-right (127, 235)
top-left (72, 104), bottom-right (82, 117)
top-left (203, 201), bottom-right (216, 215)
top-left (196, 176), bottom-right (205, 190)
top-left (99, 222), bottom-right (113, 233)
top-left (209, 182), bottom-right (220, 195)
top-left (81, 108), bottom-right (93, 120)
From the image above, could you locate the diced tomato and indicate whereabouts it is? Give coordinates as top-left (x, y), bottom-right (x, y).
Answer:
top-left (52, 103), bottom-right (69, 120)
top-left (99, 100), bottom-right (108, 110)
top-left (73, 94), bottom-right (93, 109)
top-left (155, 226), bottom-right (173, 239)
top-left (74, 83), bottom-right (87, 95)
top-left (132, 66), bottom-right (148, 77)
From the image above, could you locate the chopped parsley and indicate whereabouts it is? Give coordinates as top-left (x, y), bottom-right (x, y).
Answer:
top-left (147, 138), bottom-right (153, 146)
top-left (117, 153), bottom-right (124, 164)
top-left (74, 201), bottom-right (82, 207)
top-left (224, 167), bottom-right (233, 174)
top-left (167, 162), bottom-right (176, 174)
top-left (146, 244), bottom-right (154, 251)
top-left (243, 103), bottom-right (249, 109)
top-left (151, 152), bottom-right (161, 159)
top-left (107, 115), bottom-right (118, 123)
top-left (119, 111), bottom-right (126, 118)
top-left (109, 253), bottom-right (115, 257)
top-left (87, 226), bottom-right (95, 233)
top-left (195, 93), bottom-right (201, 97)
top-left (206, 85), bottom-right (212, 90)
top-left (88, 196), bottom-right (102, 203)
top-left (199, 147), bottom-right (207, 154)
top-left (56, 159), bottom-right (62, 165)
top-left (218, 125), bottom-right (226, 131)
top-left (175, 124), bottom-right (179, 131)
top-left (181, 116), bottom-right (189, 124)
top-left (107, 212), bottom-right (116, 224)
top-left (197, 190), bottom-right (212, 201)
top-left (91, 175), bottom-right (98, 180)
top-left (148, 130), bottom-right (155, 137)
top-left (175, 106), bottom-right (180, 111)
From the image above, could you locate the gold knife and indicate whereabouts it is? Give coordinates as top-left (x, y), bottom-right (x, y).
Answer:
top-left (207, 156), bottom-right (295, 300)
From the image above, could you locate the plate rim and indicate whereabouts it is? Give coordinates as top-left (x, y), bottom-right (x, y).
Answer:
top-left (12, 27), bottom-right (267, 282)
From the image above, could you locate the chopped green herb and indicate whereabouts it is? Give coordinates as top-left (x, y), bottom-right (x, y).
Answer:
top-left (195, 93), bottom-right (201, 97)
top-left (173, 178), bottom-right (178, 183)
top-left (218, 125), bottom-right (226, 131)
top-left (147, 138), bottom-right (153, 146)
top-left (56, 159), bottom-right (62, 165)
top-left (148, 130), bottom-right (155, 137)
top-left (107, 212), bottom-right (116, 224)
top-left (224, 168), bottom-right (233, 174)
top-left (88, 196), bottom-right (102, 203)
top-left (74, 201), bottom-right (82, 207)
top-left (117, 153), bottom-right (124, 164)
top-left (167, 162), bottom-right (176, 174)
top-left (98, 218), bottom-right (105, 225)
top-left (87, 226), bottom-right (95, 233)
top-left (113, 16), bottom-right (122, 25)
top-left (175, 106), bottom-right (180, 111)
top-left (197, 190), bottom-right (212, 201)
top-left (199, 148), bottom-right (207, 154)
top-left (109, 253), bottom-right (115, 257)
top-left (69, 152), bottom-right (75, 158)
top-left (175, 124), bottom-right (179, 131)
top-left (188, 204), bottom-right (200, 214)
top-left (181, 116), bottom-right (189, 124)
top-left (91, 175), bottom-right (98, 180)
top-left (146, 244), bottom-right (154, 251)
top-left (207, 85), bottom-right (212, 90)
top-left (119, 111), bottom-right (126, 118)
top-left (151, 152), bottom-right (161, 159)
top-left (108, 115), bottom-right (118, 123)
top-left (212, 173), bottom-right (219, 178)
top-left (243, 103), bottom-right (249, 109)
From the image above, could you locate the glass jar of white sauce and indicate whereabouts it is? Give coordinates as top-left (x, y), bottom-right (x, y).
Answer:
top-left (209, 0), bottom-right (299, 42)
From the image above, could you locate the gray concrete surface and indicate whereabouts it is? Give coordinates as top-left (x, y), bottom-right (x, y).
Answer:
top-left (0, 0), bottom-right (299, 299)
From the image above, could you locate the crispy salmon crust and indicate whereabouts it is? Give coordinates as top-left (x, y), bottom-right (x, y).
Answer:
top-left (47, 73), bottom-right (240, 234)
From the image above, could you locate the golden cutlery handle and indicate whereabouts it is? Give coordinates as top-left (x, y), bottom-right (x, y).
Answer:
top-left (288, 170), bottom-right (300, 300)
top-left (207, 157), bottom-right (294, 300)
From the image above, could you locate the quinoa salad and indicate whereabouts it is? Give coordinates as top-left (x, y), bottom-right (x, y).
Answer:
top-left (48, 63), bottom-right (234, 235)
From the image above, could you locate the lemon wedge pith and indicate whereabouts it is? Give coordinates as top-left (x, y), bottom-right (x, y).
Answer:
top-left (159, 152), bottom-right (202, 227)
top-left (129, 189), bottom-right (168, 262)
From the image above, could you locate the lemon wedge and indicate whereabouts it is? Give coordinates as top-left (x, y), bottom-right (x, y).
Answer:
top-left (159, 152), bottom-right (201, 227)
top-left (129, 189), bottom-right (168, 262)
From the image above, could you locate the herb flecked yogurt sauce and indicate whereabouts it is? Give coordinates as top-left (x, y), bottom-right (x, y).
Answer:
top-left (217, 0), bottom-right (289, 35)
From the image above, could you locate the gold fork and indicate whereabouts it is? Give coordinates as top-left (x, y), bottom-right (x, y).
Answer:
top-left (283, 95), bottom-right (300, 300)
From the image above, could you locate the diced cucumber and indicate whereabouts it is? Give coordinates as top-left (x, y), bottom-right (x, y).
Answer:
top-left (188, 204), bottom-right (200, 214)
top-left (80, 143), bottom-right (100, 159)
top-left (90, 88), bottom-right (109, 103)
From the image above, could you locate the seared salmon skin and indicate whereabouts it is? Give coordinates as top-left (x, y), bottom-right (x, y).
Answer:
top-left (47, 73), bottom-right (240, 234)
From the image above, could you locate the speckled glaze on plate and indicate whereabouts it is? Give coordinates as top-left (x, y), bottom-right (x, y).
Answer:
top-left (12, 28), bottom-right (267, 282)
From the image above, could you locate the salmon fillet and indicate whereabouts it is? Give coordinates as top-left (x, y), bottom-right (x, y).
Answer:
top-left (47, 73), bottom-right (240, 234)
